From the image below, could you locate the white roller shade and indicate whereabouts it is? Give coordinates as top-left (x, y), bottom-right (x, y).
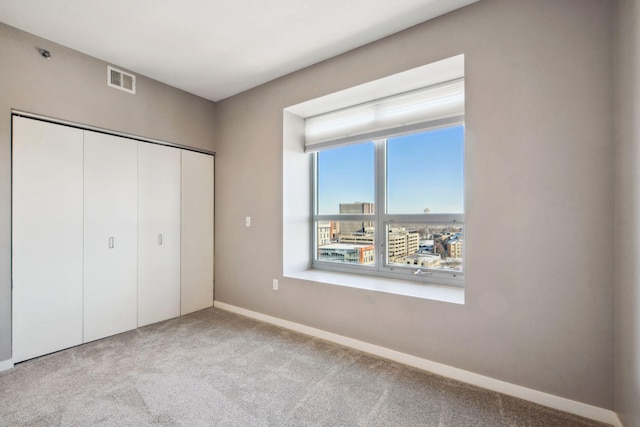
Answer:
top-left (305, 78), bottom-right (464, 152)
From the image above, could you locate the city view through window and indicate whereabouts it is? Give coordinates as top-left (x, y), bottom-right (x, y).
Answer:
top-left (316, 220), bottom-right (463, 272)
top-left (315, 126), bottom-right (464, 274)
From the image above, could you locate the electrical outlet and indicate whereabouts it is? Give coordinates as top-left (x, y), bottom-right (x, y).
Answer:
top-left (245, 216), bottom-right (251, 227)
top-left (273, 279), bottom-right (278, 291)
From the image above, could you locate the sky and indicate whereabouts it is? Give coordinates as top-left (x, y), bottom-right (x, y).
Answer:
top-left (317, 125), bottom-right (464, 215)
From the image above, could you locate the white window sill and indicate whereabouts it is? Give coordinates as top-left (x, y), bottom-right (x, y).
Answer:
top-left (285, 269), bottom-right (464, 305)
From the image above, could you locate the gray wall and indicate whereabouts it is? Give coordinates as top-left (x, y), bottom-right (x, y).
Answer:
top-left (614, 0), bottom-right (640, 425)
top-left (214, 0), bottom-right (615, 408)
top-left (0, 23), bottom-right (216, 363)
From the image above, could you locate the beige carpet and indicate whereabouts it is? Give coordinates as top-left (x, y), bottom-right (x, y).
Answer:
top-left (0, 307), bottom-right (608, 426)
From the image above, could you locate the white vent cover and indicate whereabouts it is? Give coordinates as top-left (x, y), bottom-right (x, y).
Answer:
top-left (107, 66), bottom-right (136, 94)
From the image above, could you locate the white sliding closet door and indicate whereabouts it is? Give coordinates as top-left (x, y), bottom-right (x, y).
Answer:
top-left (138, 143), bottom-right (181, 327)
top-left (12, 117), bottom-right (84, 363)
top-left (181, 151), bottom-right (214, 315)
top-left (83, 131), bottom-right (138, 342)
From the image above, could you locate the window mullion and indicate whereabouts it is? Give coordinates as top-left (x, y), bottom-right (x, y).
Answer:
top-left (384, 213), bottom-right (464, 224)
top-left (312, 153), bottom-right (318, 216)
top-left (375, 138), bottom-right (386, 271)
top-left (311, 153), bottom-right (318, 264)
top-left (314, 214), bottom-right (374, 222)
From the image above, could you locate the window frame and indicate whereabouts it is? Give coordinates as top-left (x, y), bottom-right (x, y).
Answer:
top-left (311, 119), bottom-right (465, 287)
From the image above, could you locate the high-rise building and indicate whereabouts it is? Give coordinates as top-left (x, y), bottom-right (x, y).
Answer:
top-left (317, 221), bottom-right (332, 246)
top-left (340, 202), bottom-right (374, 214)
top-left (387, 227), bottom-right (419, 262)
top-left (339, 202), bottom-right (374, 235)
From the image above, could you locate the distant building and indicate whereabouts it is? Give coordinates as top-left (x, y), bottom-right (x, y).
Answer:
top-left (401, 253), bottom-right (442, 268)
top-left (317, 221), bottom-right (332, 246)
top-left (419, 239), bottom-right (434, 253)
top-left (340, 202), bottom-right (374, 214)
top-left (447, 238), bottom-right (463, 258)
top-left (318, 243), bottom-right (375, 264)
top-left (338, 232), bottom-right (373, 245)
top-left (406, 230), bottom-right (419, 254)
top-left (432, 231), bottom-right (456, 258)
top-left (336, 226), bottom-right (419, 262)
top-left (387, 227), bottom-right (419, 262)
top-left (330, 221), bottom-right (340, 239)
top-left (339, 202), bottom-right (374, 235)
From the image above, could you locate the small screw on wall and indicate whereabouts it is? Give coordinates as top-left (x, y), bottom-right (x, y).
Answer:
top-left (38, 49), bottom-right (51, 59)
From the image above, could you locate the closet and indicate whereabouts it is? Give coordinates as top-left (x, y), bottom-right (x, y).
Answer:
top-left (11, 115), bottom-right (214, 363)
top-left (181, 150), bottom-right (214, 315)
top-left (84, 131), bottom-right (138, 342)
top-left (137, 142), bottom-right (181, 327)
top-left (12, 119), bottom-right (84, 362)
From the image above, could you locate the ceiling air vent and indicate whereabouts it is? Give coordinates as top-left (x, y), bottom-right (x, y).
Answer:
top-left (107, 66), bottom-right (136, 94)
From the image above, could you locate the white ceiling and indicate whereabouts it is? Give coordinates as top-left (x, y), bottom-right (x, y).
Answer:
top-left (0, 0), bottom-right (479, 101)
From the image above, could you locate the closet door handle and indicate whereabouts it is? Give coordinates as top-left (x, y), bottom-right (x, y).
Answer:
top-left (108, 237), bottom-right (114, 249)
top-left (158, 234), bottom-right (163, 245)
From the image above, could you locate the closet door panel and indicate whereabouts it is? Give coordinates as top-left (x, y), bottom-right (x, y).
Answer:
top-left (181, 151), bottom-right (214, 315)
top-left (138, 143), bottom-right (181, 327)
top-left (83, 131), bottom-right (138, 342)
top-left (12, 117), bottom-right (84, 362)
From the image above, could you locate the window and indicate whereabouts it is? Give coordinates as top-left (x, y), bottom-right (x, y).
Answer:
top-left (308, 78), bottom-right (465, 286)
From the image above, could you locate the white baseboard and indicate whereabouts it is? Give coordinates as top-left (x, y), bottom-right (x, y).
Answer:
top-left (213, 301), bottom-right (622, 427)
top-left (0, 359), bottom-right (14, 372)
